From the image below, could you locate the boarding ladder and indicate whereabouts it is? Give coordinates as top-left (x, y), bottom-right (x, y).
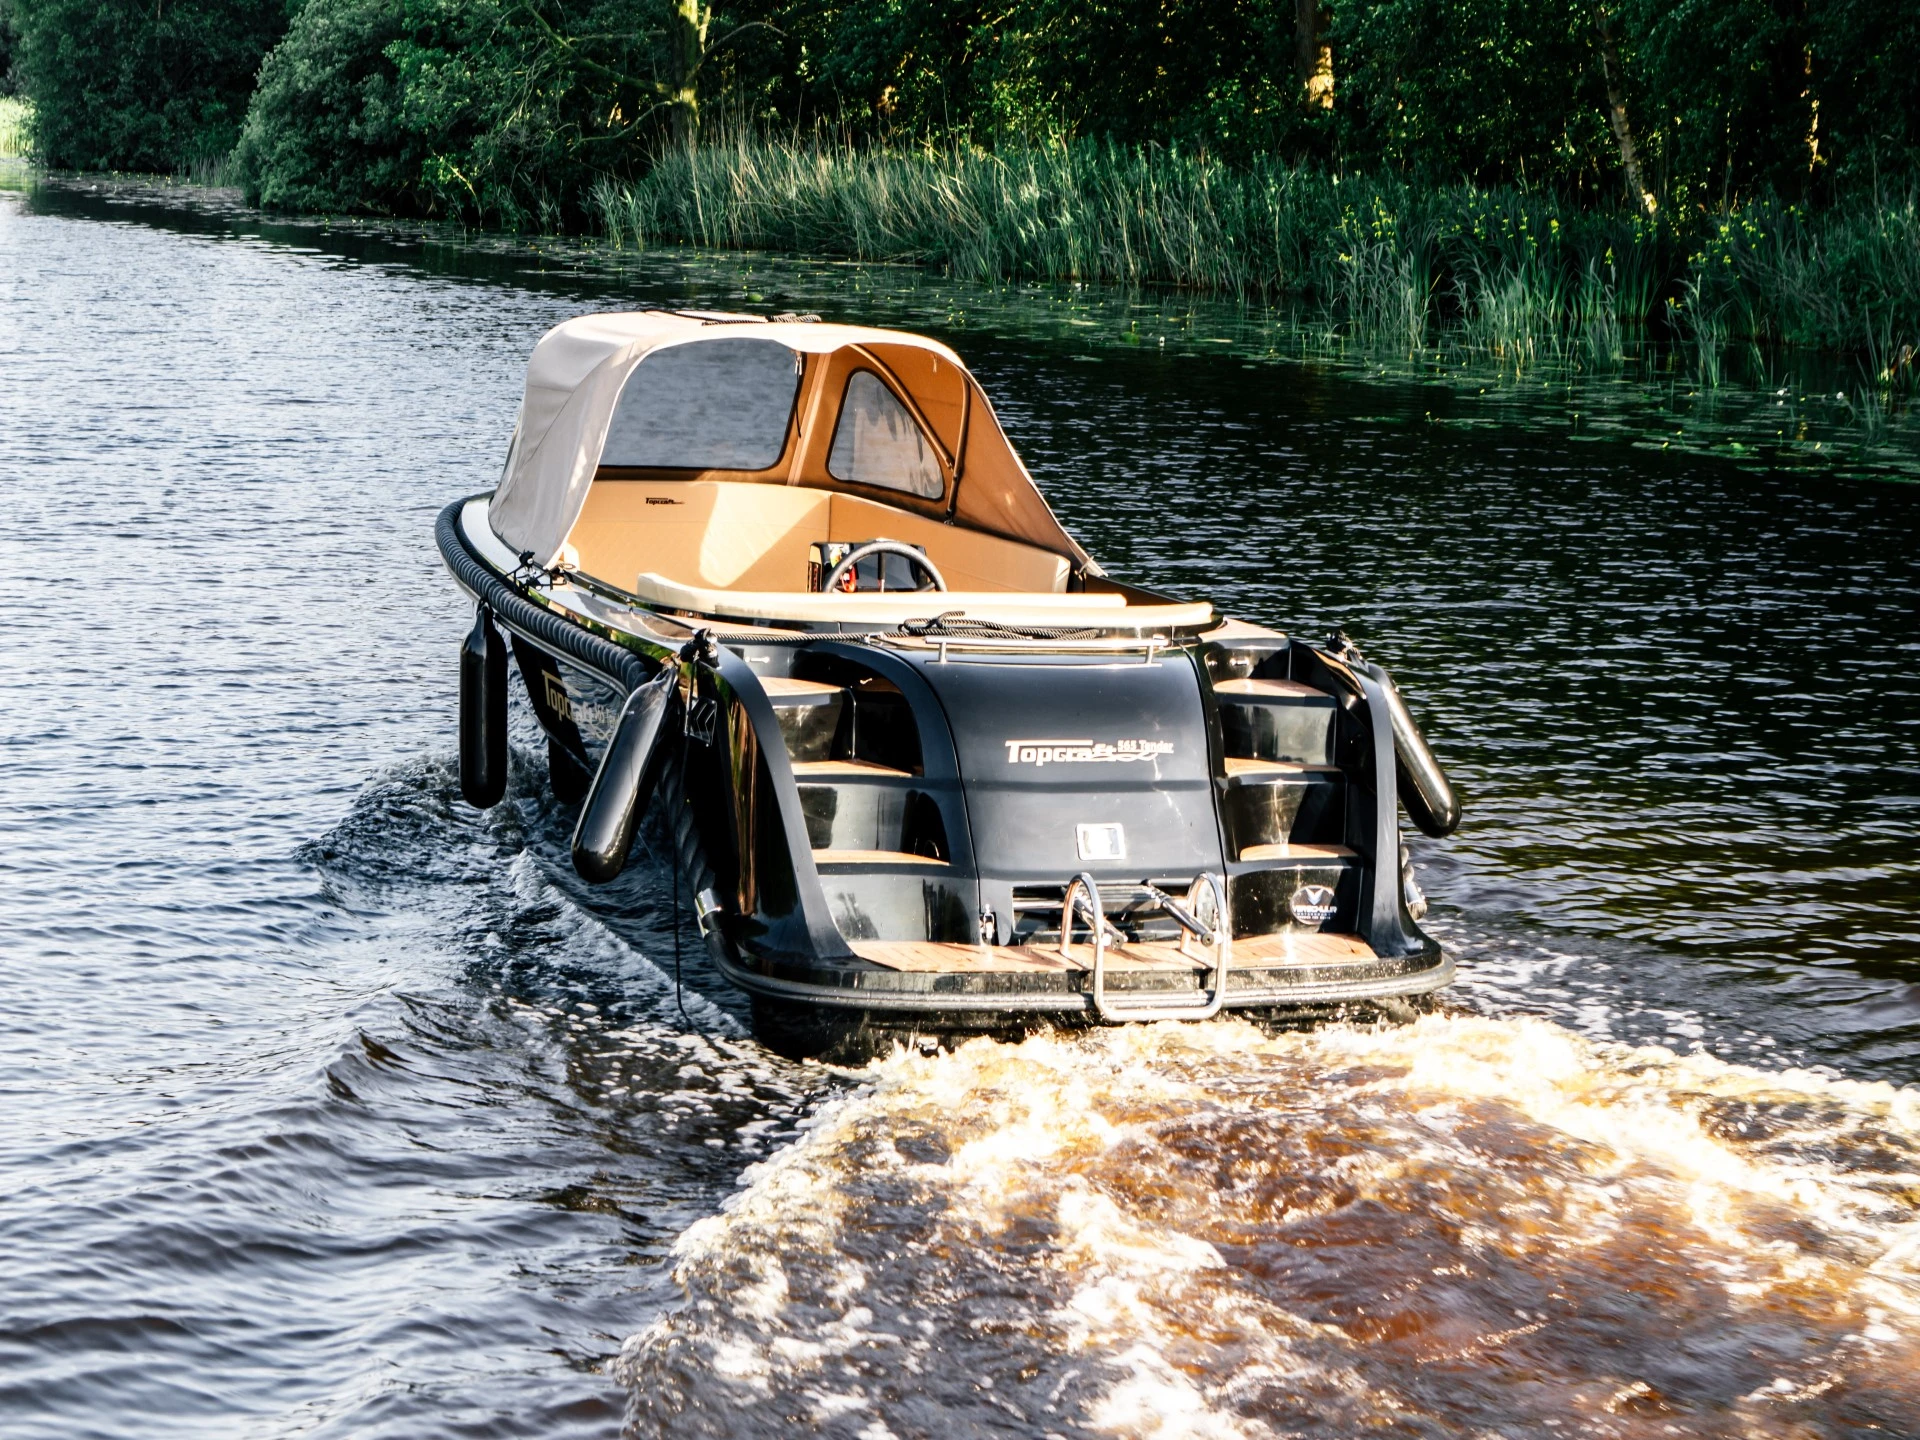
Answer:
top-left (1059, 871), bottom-right (1233, 1022)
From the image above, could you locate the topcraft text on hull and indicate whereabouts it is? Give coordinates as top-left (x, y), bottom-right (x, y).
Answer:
top-left (438, 310), bottom-right (1461, 1061)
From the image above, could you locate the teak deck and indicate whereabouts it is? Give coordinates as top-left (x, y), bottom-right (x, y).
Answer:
top-left (849, 931), bottom-right (1380, 974)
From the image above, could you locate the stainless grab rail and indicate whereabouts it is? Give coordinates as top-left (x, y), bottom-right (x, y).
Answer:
top-left (1062, 872), bottom-right (1233, 1023)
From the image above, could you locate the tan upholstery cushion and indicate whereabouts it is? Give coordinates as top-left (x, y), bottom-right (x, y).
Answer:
top-left (566, 479), bottom-right (1071, 595)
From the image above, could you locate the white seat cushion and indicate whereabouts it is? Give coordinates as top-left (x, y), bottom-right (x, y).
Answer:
top-left (630, 571), bottom-right (1212, 628)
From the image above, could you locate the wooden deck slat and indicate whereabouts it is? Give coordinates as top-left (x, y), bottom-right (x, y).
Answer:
top-left (1213, 678), bottom-right (1331, 700)
top-left (761, 676), bottom-right (843, 699)
top-left (1238, 842), bottom-right (1357, 863)
top-left (849, 931), bottom-right (1381, 974)
top-left (848, 942), bottom-right (1081, 973)
top-left (792, 759), bottom-right (912, 778)
top-left (1222, 757), bottom-right (1342, 778)
top-left (814, 849), bottom-right (949, 867)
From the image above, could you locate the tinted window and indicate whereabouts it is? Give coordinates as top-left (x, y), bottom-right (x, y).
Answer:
top-left (601, 338), bottom-right (800, 470)
top-left (827, 372), bottom-right (944, 499)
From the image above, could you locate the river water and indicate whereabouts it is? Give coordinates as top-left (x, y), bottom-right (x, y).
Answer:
top-left (2, 171), bottom-right (1917, 1439)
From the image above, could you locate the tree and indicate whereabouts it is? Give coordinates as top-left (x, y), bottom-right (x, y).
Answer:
top-left (1327, 0), bottom-right (1614, 190)
top-left (9, 0), bottom-right (292, 169)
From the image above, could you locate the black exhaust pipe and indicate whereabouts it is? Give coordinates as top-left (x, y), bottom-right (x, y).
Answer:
top-left (571, 667), bottom-right (680, 884)
top-left (1360, 659), bottom-right (1460, 839)
top-left (460, 605), bottom-right (508, 808)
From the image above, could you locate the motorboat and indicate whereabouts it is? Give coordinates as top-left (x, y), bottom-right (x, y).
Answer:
top-left (436, 311), bottom-right (1460, 1060)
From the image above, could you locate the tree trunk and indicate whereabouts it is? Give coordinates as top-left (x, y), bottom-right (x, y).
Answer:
top-left (1596, 6), bottom-right (1656, 215)
top-left (1295, 0), bottom-right (1333, 109)
top-left (668, 0), bottom-right (706, 144)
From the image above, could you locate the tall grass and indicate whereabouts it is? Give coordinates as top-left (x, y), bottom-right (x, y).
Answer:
top-left (0, 98), bottom-right (33, 159)
top-left (178, 148), bottom-right (240, 188)
top-left (595, 132), bottom-right (1920, 376)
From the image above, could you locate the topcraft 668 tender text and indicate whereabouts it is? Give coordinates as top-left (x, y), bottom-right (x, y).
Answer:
top-left (437, 310), bottom-right (1461, 1060)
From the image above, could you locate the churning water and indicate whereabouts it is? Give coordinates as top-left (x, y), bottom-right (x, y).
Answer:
top-left (2, 170), bottom-right (1917, 1438)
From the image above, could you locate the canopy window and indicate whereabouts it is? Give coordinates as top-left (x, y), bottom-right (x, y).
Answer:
top-left (827, 371), bottom-right (944, 499)
top-left (601, 337), bottom-right (802, 471)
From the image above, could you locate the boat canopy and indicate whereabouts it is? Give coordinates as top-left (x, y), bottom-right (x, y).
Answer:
top-left (487, 311), bottom-right (1094, 574)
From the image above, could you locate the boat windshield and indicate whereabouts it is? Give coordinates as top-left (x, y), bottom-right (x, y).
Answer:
top-left (601, 337), bottom-right (801, 470)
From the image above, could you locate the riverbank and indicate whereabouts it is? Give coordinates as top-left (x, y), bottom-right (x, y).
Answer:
top-left (8, 160), bottom-right (1916, 481)
top-left (594, 136), bottom-right (1920, 384)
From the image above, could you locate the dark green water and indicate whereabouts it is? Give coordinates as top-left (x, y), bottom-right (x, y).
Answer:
top-left (3, 168), bottom-right (1917, 1439)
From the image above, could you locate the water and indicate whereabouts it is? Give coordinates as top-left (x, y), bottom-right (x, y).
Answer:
top-left (1, 169), bottom-right (1916, 1438)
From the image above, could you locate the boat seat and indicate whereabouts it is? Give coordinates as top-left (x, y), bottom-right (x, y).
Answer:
top-left (566, 479), bottom-right (1073, 595)
top-left (630, 570), bottom-right (1213, 628)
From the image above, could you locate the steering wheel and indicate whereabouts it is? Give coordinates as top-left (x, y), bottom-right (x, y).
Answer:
top-left (821, 540), bottom-right (947, 594)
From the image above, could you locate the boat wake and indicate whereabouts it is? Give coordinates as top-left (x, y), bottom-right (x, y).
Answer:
top-left (619, 1015), bottom-right (1920, 1438)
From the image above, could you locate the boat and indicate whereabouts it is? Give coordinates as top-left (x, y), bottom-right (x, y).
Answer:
top-left (436, 310), bottom-right (1461, 1060)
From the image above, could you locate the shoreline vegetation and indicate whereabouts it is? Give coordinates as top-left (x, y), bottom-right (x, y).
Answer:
top-left (1, 0), bottom-right (1915, 422)
top-left (594, 135), bottom-right (1920, 388)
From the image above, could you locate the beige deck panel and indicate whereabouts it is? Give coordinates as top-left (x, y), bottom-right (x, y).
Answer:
top-left (1206, 617), bottom-right (1288, 642)
top-left (850, 931), bottom-right (1381, 974)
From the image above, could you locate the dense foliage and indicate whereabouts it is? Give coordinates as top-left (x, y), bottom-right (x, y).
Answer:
top-left (4, 0), bottom-right (1918, 376)
top-left (235, 0), bottom-right (711, 225)
top-left (7, 0), bottom-right (289, 169)
top-left (8, 0), bottom-right (1918, 211)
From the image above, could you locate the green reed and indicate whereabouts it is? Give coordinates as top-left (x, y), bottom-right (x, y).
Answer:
top-left (0, 98), bottom-right (34, 159)
top-left (594, 132), bottom-right (1920, 377)
top-left (178, 148), bottom-right (240, 188)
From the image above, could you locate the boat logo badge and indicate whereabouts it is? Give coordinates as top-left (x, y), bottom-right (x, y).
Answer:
top-left (1075, 823), bottom-right (1127, 861)
top-left (1004, 737), bottom-right (1173, 767)
top-left (1289, 884), bottom-right (1338, 926)
top-left (542, 672), bottom-right (573, 723)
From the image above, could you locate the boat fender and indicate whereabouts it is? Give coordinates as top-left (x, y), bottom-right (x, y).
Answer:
top-left (1360, 659), bottom-right (1460, 839)
top-left (459, 605), bottom-right (509, 809)
top-left (571, 667), bottom-right (680, 884)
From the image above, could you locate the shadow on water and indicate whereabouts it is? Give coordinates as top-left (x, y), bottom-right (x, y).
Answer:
top-left (0, 162), bottom-right (1916, 1439)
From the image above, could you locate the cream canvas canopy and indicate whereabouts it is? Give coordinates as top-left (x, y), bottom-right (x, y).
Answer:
top-left (487, 310), bottom-right (1095, 574)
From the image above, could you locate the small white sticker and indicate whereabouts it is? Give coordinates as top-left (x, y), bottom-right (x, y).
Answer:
top-left (1075, 823), bottom-right (1127, 861)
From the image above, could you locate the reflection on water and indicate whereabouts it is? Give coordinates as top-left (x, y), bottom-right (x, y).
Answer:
top-left (626, 1019), bottom-right (1920, 1438)
top-left (0, 166), bottom-right (1915, 1439)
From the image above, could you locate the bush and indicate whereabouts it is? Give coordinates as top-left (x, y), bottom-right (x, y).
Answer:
top-left (236, 0), bottom-right (690, 227)
top-left (7, 0), bottom-right (290, 170)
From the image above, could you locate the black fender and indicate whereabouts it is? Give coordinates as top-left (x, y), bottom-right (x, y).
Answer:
top-left (571, 667), bottom-right (681, 884)
top-left (459, 605), bottom-right (508, 809)
top-left (1358, 660), bottom-right (1460, 839)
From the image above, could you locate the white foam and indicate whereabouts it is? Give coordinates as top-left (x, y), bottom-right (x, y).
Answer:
top-left (624, 1015), bottom-right (1920, 1433)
